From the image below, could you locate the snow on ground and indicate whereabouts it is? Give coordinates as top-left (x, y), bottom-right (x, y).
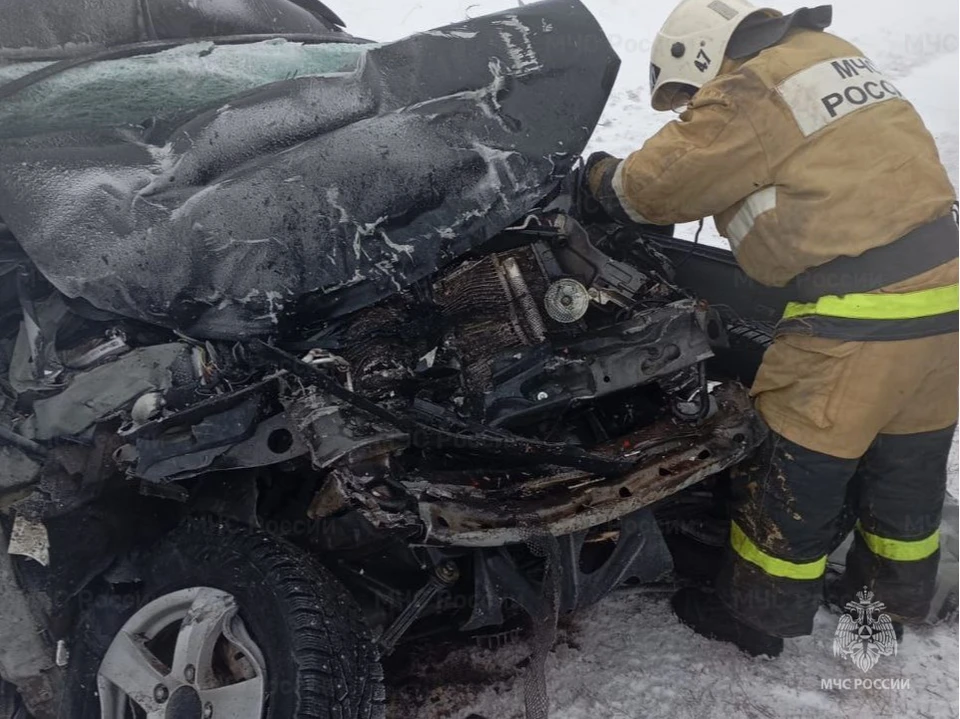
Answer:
top-left (385, 587), bottom-right (958, 719)
top-left (340, 1), bottom-right (959, 717)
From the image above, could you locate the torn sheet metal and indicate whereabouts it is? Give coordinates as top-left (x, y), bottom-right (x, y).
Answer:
top-left (27, 343), bottom-right (189, 440)
top-left (8, 514), bottom-right (50, 566)
top-left (0, 1), bottom-right (618, 338)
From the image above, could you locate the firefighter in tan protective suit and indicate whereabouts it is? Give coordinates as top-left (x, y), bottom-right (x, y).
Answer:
top-left (584, 0), bottom-right (959, 657)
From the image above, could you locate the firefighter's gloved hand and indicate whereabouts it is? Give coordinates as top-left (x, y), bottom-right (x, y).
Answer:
top-left (579, 151), bottom-right (661, 230)
top-left (577, 151), bottom-right (622, 224)
top-left (584, 151), bottom-right (620, 193)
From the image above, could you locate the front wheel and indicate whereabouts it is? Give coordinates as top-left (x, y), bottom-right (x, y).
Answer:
top-left (64, 518), bottom-right (384, 719)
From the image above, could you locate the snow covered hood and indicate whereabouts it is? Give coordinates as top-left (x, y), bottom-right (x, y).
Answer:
top-left (0, 0), bottom-right (619, 338)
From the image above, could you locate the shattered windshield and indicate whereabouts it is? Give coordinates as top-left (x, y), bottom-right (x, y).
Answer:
top-left (0, 40), bottom-right (370, 139)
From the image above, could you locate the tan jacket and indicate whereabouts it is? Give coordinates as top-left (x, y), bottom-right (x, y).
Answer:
top-left (609, 28), bottom-right (957, 288)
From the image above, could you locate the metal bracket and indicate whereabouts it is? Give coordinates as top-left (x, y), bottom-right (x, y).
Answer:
top-left (377, 561), bottom-right (459, 654)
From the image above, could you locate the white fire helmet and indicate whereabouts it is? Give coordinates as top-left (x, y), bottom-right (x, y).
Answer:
top-left (650, 0), bottom-right (777, 111)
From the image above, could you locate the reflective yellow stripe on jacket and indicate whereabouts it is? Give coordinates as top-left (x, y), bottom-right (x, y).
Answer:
top-left (730, 522), bottom-right (826, 580)
top-left (783, 284), bottom-right (959, 321)
top-left (857, 522), bottom-right (941, 561)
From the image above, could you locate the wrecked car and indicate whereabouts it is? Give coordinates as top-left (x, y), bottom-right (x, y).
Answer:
top-left (0, 0), bottom-right (894, 716)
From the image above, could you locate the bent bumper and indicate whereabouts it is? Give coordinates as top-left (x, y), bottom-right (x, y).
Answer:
top-left (415, 382), bottom-right (765, 546)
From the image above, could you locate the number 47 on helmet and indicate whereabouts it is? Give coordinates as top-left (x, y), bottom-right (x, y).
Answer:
top-left (649, 0), bottom-right (831, 111)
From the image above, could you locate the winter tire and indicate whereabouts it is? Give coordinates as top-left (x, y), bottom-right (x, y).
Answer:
top-left (62, 518), bottom-right (384, 719)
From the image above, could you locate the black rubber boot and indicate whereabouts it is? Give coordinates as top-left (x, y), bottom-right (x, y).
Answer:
top-left (671, 587), bottom-right (784, 658)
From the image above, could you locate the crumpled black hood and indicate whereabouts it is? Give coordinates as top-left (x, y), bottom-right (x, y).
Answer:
top-left (0, 0), bottom-right (618, 338)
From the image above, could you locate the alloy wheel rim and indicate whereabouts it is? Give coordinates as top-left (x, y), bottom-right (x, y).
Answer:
top-left (97, 587), bottom-right (266, 719)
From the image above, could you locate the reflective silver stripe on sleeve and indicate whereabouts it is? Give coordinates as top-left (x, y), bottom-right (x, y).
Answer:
top-left (611, 160), bottom-right (654, 224)
top-left (776, 56), bottom-right (903, 137)
top-left (726, 186), bottom-right (776, 249)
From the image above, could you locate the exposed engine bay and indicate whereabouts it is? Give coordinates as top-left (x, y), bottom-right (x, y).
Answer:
top-left (312, 212), bottom-right (715, 426)
top-left (7, 207), bottom-right (761, 548)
